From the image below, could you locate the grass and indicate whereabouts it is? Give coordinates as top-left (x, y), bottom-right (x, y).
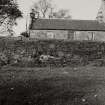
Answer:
top-left (0, 66), bottom-right (105, 105)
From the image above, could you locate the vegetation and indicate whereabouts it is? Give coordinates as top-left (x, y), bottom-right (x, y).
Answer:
top-left (52, 9), bottom-right (71, 19)
top-left (0, 39), bottom-right (104, 67)
top-left (31, 0), bottom-right (71, 19)
top-left (20, 31), bottom-right (29, 38)
top-left (0, 0), bottom-right (22, 36)
top-left (0, 66), bottom-right (105, 105)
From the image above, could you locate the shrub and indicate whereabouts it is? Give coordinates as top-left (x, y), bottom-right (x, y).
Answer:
top-left (0, 39), bottom-right (105, 67)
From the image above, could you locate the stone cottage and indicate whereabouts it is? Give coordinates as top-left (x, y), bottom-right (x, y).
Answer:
top-left (29, 18), bottom-right (105, 40)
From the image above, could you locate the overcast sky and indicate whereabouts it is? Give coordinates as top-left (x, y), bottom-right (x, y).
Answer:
top-left (14, 0), bottom-right (101, 35)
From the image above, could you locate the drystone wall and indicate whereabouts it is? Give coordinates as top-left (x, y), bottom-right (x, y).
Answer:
top-left (0, 38), bottom-right (105, 67)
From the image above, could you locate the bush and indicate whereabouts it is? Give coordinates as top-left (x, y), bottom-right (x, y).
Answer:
top-left (0, 39), bottom-right (105, 67)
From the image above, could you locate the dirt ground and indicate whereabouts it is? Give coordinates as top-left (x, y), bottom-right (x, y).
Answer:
top-left (0, 66), bottom-right (105, 105)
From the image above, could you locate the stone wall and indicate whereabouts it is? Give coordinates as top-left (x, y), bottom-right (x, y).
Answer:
top-left (30, 30), bottom-right (68, 39)
top-left (30, 30), bottom-right (105, 41)
top-left (0, 38), bottom-right (105, 67)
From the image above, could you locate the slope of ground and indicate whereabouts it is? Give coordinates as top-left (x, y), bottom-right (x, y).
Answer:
top-left (0, 66), bottom-right (105, 105)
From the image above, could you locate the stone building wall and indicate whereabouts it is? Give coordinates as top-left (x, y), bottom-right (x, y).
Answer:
top-left (30, 30), bottom-right (105, 41)
top-left (30, 30), bottom-right (69, 39)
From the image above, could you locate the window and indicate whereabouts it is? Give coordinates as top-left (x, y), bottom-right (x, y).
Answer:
top-left (47, 32), bottom-right (54, 39)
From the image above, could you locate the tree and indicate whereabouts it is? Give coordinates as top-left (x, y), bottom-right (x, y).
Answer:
top-left (32, 0), bottom-right (53, 18)
top-left (0, 0), bottom-right (22, 36)
top-left (32, 0), bottom-right (71, 19)
top-left (52, 9), bottom-right (71, 19)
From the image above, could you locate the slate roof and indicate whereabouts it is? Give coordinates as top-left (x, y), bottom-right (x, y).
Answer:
top-left (30, 19), bottom-right (105, 31)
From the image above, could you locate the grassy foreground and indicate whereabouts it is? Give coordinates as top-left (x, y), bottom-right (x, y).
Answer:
top-left (0, 66), bottom-right (105, 105)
